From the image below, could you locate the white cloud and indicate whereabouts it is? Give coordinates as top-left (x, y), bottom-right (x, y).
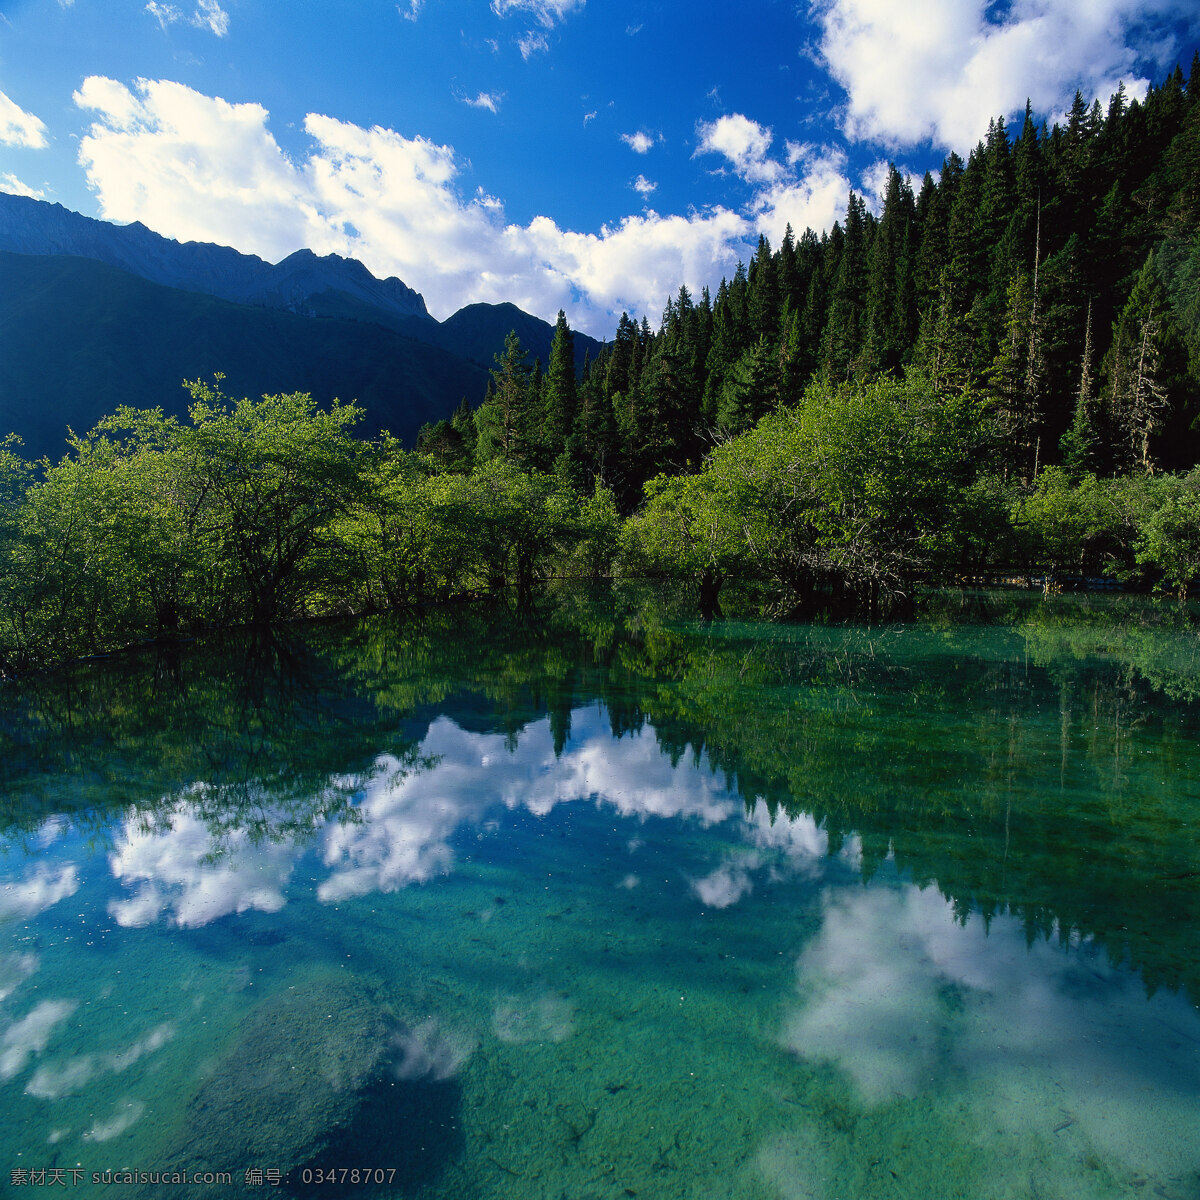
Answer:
top-left (391, 1018), bottom-right (475, 1080)
top-left (462, 91), bottom-right (503, 113)
top-left (583, 109), bottom-right (597, 124)
top-left (0, 174), bottom-right (46, 199)
top-left (144, 2), bottom-right (181, 29)
top-left (0, 952), bottom-right (38, 1003)
top-left (0, 89), bottom-right (48, 149)
top-left (191, 0), bottom-right (229, 37)
top-left (696, 113), bottom-right (782, 183)
top-left (75, 77), bottom-right (318, 264)
top-left (491, 0), bottom-right (584, 27)
top-left (71, 77), bottom-right (757, 336)
top-left (319, 709), bottom-right (741, 903)
top-left (517, 31), bottom-right (549, 58)
top-left (749, 144), bottom-right (850, 245)
top-left (26, 1024), bottom-right (174, 1100)
top-left (83, 1099), bottom-right (145, 1143)
top-left (621, 130), bottom-right (657, 154)
top-left (691, 859), bottom-right (757, 908)
top-left (632, 174), bottom-right (657, 196)
top-left (813, 0), bottom-right (1190, 149)
top-left (69, 78), bottom-right (859, 335)
top-left (398, 0), bottom-right (422, 20)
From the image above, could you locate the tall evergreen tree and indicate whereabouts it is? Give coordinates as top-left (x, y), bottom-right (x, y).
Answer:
top-left (1104, 251), bottom-right (1190, 472)
top-left (475, 331), bottom-right (536, 467)
top-left (821, 192), bottom-right (868, 380)
top-left (717, 336), bottom-right (778, 434)
top-left (544, 310), bottom-right (578, 460)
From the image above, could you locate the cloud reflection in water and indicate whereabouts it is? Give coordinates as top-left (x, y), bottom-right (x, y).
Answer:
top-left (781, 882), bottom-right (1200, 1178)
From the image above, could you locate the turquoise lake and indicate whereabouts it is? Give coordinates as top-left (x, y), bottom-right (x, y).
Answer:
top-left (1, 590), bottom-right (1198, 1199)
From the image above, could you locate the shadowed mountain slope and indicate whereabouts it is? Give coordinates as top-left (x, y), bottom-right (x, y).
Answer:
top-left (0, 251), bottom-right (489, 459)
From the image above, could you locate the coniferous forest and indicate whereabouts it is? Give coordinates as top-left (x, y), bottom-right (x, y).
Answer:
top-left (2, 61), bottom-right (1200, 671)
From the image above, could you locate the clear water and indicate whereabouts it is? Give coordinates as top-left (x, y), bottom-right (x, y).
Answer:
top-left (1, 591), bottom-right (1199, 1199)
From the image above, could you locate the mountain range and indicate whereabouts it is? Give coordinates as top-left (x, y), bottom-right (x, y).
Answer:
top-left (0, 193), bottom-right (600, 459)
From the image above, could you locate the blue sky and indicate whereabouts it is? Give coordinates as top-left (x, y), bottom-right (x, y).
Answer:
top-left (0, 0), bottom-right (1196, 337)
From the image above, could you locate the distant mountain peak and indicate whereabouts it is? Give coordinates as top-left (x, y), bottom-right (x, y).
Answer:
top-left (0, 192), bottom-right (432, 322)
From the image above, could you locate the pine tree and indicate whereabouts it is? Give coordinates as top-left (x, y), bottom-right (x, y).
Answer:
top-left (747, 234), bottom-right (780, 334)
top-left (717, 336), bottom-right (778, 434)
top-left (571, 369), bottom-right (617, 488)
top-left (1060, 298), bottom-right (1105, 474)
top-left (821, 192), bottom-right (868, 380)
top-left (1103, 251), bottom-right (1188, 472)
top-left (605, 313), bottom-right (637, 400)
top-left (544, 310), bottom-right (577, 461)
top-left (986, 270), bottom-right (1043, 478)
top-left (475, 331), bottom-right (536, 467)
top-left (860, 165), bottom-right (915, 375)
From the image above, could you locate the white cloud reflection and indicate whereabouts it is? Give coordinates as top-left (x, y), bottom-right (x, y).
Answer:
top-left (0, 1000), bottom-right (77, 1081)
top-left (780, 881), bottom-right (1200, 1179)
top-left (86, 705), bottom-right (851, 927)
top-left (0, 864), bottom-right (79, 920)
top-left (107, 800), bottom-right (296, 928)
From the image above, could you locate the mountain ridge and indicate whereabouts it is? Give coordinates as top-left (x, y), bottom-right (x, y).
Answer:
top-left (0, 194), bottom-right (602, 458)
top-left (0, 250), bottom-right (489, 459)
top-left (0, 193), bottom-right (602, 369)
top-left (0, 193), bottom-right (433, 323)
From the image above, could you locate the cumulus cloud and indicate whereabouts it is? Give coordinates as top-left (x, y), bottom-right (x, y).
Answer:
top-left (71, 76), bottom-right (759, 335)
top-left (749, 144), bottom-right (850, 246)
top-left (75, 77), bottom-right (318, 263)
top-left (0, 952), bottom-right (38, 1003)
top-left (26, 1024), bottom-right (174, 1100)
top-left (462, 91), bottom-right (503, 113)
top-left (391, 1018), bottom-right (475, 1080)
top-left (696, 113), bottom-right (782, 183)
top-left (813, 0), bottom-right (1191, 149)
top-left (692, 859), bottom-right (757, 908)
top-left (632, 174), bottom-right (657, 196)
top-left (70, 78), bottom-right (860, 335)
top-left (783, 879), bottom-right (1200, 1185)
top-left (858, 156), bottom-right (922, 215)
top-left (0, 89), bottom-right (48, 149)
top-left (83, 1099), bottom-right (145, 1143)
top-left (319, 708), bottom-right (741, 902)
top-left (621, 130), bottom-right (657, 154)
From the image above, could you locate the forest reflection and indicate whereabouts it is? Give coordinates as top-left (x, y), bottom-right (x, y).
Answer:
top-left (2, 587), bottom-right (1198, 1002)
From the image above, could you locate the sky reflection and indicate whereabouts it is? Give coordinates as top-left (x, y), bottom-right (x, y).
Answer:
top-left (780, 881), bottom-right (1200, 1179)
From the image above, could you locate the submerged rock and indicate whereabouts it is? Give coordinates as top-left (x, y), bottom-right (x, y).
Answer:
top-left (164, 973), bottom-right (396, 1194)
